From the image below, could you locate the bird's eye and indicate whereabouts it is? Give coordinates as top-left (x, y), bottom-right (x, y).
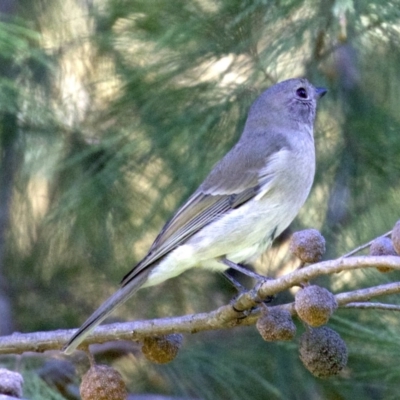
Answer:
top-left (296, 87), bottom-right (308, 99)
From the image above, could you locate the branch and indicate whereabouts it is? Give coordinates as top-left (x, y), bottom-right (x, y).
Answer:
top-left (344, 302), bottom-right (400, 311)
top-left (342, 230), bottom-right (393, 258)
top-left (336, 282), bottom-right (400, 304)
top-left (0, 255), bottom-right (399, 355)
top-left (233, 255), bottom-right (400, 311)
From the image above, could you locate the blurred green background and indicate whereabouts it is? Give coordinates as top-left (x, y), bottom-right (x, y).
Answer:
top-left (1, 0), bottom-right (400, 398)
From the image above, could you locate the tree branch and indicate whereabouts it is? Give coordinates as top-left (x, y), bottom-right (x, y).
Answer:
top-left (0, 255), bottom-right (399, 355)
top-left (344, 302), bottom-right (400, 311)
top-left (342, 230), bottom-right (393, 258)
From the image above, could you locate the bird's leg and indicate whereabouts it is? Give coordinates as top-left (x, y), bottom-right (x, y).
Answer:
top-left (222, 270), bottom-right (246, 292)
top-left (220, 257), bottom-right (274, 305)
top-left (222, 271), bottom-right (252, 315)
top-left (219, 257), bottom-right (268, 281)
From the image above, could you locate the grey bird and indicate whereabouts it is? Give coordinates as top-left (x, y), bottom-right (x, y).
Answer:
top-left (64, 78), bottom-right (326, 354)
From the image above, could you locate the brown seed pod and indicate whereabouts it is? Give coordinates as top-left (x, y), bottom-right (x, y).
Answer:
top-left (392, 220), bottom-right (400, 255)
top-left (256, 307), bottom-right (296, 342)
top-left (369, 237), bottom-right (397, 272)
top-left (295, 285), bottom-right (337, 327)
top-left (142, 334), bottom-right (183, 364)
top-left (0, 368), bottom-right (23, 398)
top-left (80, 365), bottom-right (127, 400)
top-left (290, 229), bottom-right (326, 263)
top-left (299, 326), bottom-right (348, 378)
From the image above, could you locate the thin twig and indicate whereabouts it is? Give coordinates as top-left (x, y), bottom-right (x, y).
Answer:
top-left (343, 302), bottom-right (400, 311)
top-left (342, 230), bottom-right (393, 258)
top-left (335, 282), bottom-right (400, 305)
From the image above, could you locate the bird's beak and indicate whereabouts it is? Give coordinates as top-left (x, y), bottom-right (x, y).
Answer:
top-left (315, 87), bottom-right (327, 99)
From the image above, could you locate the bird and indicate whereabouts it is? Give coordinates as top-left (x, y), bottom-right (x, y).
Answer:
top-left (64, 78), bottom-right (327, 354)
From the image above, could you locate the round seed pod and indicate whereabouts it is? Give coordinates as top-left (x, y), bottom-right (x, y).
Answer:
top-left (256, 308), bottom-right (296, 342)
top-left (295, 285), bottom-right (337, 327)
top-left (80, 365), bottom-right (127, 400)
top-left (370, 237), bottom-right (397, 272)
top-left (142, 334), bottom-right (183, 364)
top-left (0, 368), bottom-right (23, 398)
top-left (290, 229), bottom-right (326, 263)
top-left (391, 220), bottom-right (400, 255)
top-left (299, 326), bottom-right (348, 378)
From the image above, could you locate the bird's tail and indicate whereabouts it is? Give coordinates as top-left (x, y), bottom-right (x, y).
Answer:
top-left (63, 271), bottom-right (150, 355)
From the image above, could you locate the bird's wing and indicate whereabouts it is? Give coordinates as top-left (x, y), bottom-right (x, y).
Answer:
top-left (121, 135), bottom-right (289, 286)
top-left (120, 188), bottom-right (260, 286)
